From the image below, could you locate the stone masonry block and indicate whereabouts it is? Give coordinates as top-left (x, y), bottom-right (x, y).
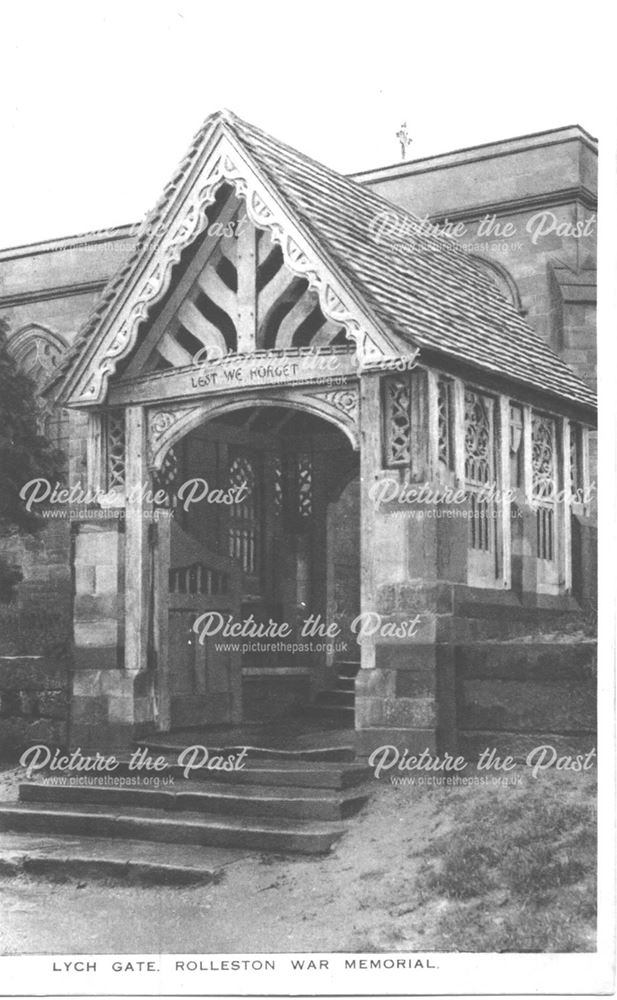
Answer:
top-left (355, 668), bottom-right (396, 699)
top-left (74, 594), bottom-right (120, 620)
top-left (94, 563), bottom-right (119, 594)
top-left (383, 696), bottom-right (436, 729)
top-left (74, 565), bottom-right (96, 594)
top-left (355, 696), bottom-right (385, 728)
top-left (74, 620), bottom-right (118, 648)
top-left (70, 695), bottom-right (109, 726)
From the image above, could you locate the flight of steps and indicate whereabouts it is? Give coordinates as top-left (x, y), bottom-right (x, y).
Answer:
top-left (303, 659), bottom-right (360, 727)
top-left (0, 741), bottom-right (371, 883)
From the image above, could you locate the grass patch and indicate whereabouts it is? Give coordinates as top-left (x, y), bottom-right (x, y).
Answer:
top-left (415, 770), bottom-right (596, 951)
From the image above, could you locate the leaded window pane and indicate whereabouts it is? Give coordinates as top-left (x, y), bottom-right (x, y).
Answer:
top-left (297, 453), bottom-right (313, 518)
top-left (464, 389), bottom-right (494, 552)
top-left (106, 410), bottom-right (126, 490)
top-left (437, 376), bottom-right (454, 471)
top-left (532, 412), bottom-right (556, 561)
top-left (509, 404), bottom-right (524, 488)
top-left (383, 375), bottom-right (411, 466)
top-left (228, 450), bottom-right (259, 574)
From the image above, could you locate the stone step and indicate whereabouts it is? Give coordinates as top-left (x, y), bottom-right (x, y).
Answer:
top-left (336, 676), bottom-right (356, 691)
top-left (19, 780), bottom-right (369, 822)
top-left (297, 703), bottom-right (356, 726)
top-left (316, 689), bottom-right (355, 707)
top-left (41, 758), bottom-right (371, 790)
top-left (0, 801), bottom-right (346, 855)
top-left (336, 660), bottom-right (361, 678)
top-left (0, 832), bottom-right (245, 885)
top-left (136, 741), bottom-right (355, 763)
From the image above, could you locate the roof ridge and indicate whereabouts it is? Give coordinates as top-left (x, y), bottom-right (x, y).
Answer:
top-left (224, 112), bottom-right (437, 232)
top-left (47, 109), bottom-right (596, 412)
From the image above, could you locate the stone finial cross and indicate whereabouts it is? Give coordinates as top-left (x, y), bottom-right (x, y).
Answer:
top-left (396, 122), bottom-right (412, 161)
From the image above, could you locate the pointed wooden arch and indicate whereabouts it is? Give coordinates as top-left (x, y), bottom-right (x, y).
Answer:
top-left (146, 386), bottom-right (360, 471)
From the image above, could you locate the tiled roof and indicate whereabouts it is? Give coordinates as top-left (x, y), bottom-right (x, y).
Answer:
top-left (53, 110), bottom-right (596, 412)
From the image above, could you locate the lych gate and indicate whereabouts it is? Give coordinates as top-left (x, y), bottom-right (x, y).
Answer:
top-left (47, 111), bottom-right (597, 756)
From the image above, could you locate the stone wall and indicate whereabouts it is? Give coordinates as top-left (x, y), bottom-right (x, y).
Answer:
top-left (0, 520), bottom-right (73, 757)
top-left (455, 640), bottom-right (597, 758)
top-left (0, 653), bottom-right (69, 758)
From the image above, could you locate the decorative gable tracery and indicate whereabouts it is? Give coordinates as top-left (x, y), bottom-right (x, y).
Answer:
top-left (65, 129), bottom-right (403, 407)
top-left (122, 187), bottom-right (349, 379)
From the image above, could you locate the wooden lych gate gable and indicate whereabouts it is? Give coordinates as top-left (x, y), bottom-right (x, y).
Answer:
top-left (122, 186), bottom-right (349, 380)
top-left (56, 117), bottom-right (407, 409)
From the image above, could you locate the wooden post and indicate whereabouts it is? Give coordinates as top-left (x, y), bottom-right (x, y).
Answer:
top-left (359, 373), bottom-right (380, 671)
top-left (560, 417), bottom-right (572, 592)
top-left (581, 426), bottom-right (592, 511)
top-left (498, 395), bottom-right (512, 589)
top-left (426, 369), bottom-right (439, 481)
top-left (522, 405), bottom-right (533, 504)
top-left (86, 412), bottom-right (104, 494)
top-left (153, 509), bottom-right (171, 729)
top-left (452, 378), bottom-right (466, 487)
top-left (124, 405), bottom-right (149, 674)
top-left (236, 224), bottom-right (257, 353)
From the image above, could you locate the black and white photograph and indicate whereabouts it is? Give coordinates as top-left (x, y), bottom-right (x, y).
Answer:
top-left (0, 1), bottom-right (614, 996)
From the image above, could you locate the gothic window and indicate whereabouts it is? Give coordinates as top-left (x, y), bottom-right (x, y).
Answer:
top-left (532, 413), bottom-right (556, 561)
top-left (464, 389), bottom-right (494, 552)
top-left (105, 410), bottom-right (126, 490)
top-left (383, 375), bottom-right (411, 467)
top-left (9, 325), bottom-right (67, 383)
top-left (509, 404), bottom-right (524, 488)
top-left (8, 325), bottom-right (70, 465)
top-left (228, 450), bottom-right (260, 575)
top-left (470, 256), bottom-right (523, 313)
top-left (437, 376), bottom-right (454, 471)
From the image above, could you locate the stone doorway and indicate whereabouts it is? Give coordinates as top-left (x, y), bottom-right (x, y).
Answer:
top-left (154, 401), bottom-right (361, 732)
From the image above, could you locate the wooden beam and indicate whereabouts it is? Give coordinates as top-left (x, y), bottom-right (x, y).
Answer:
top-left (276, 291), bottom-right (319, 349)
top-left (272, 410), bottom-right (298, 435)
top-left (108, 351), bottom-right (359, 406)
top-left (236, 222), bottom-right (258, 353)
top-left (257, 229), bottom-right (275, 265)
top-left (124, 193), bottom-right (239, 378)
top-left (257, 264), bottom-right (296, 332)
top-left (243, 409), bottom-right (261, 429)
top-left (177, 299), bottom-right (228, 356)
top-left (311, 319), bottom-right (345, 349)
top-left (195, 257), bottom-right (237, 327)
top-left (157, 327), bottom-right (194, 368)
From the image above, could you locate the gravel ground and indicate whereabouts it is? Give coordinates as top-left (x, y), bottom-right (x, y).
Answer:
top-left (0, 767), bottom-right (596, 956)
